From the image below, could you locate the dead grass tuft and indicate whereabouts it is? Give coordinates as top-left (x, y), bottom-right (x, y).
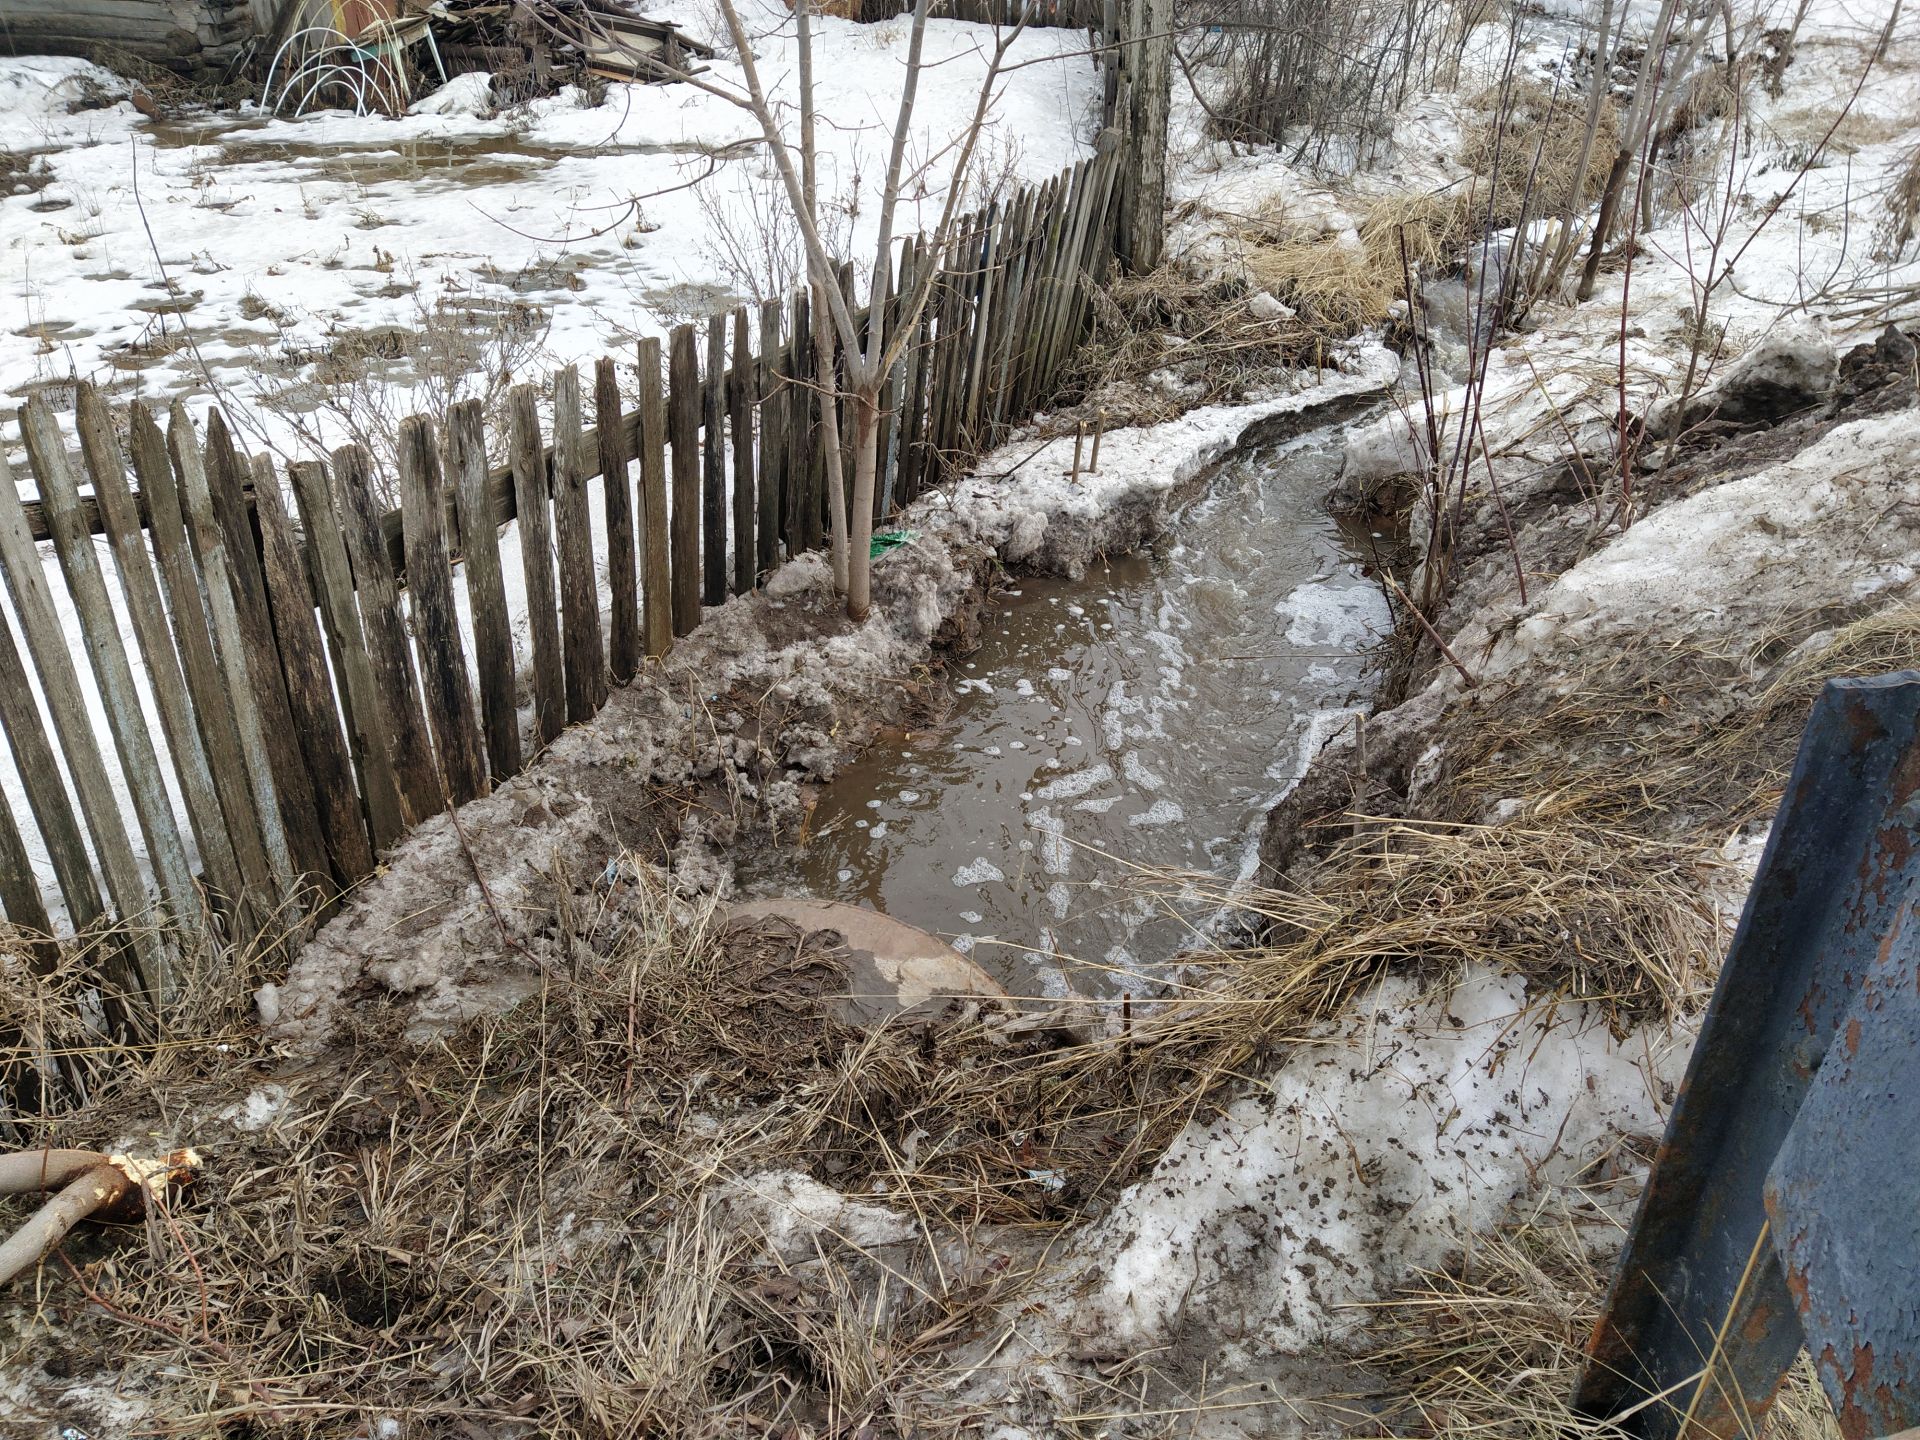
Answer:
top-left (1229, 189), bottom-right (1478, 338)
top-left (1061, 266), bottom-right (1323, 427)
top-left (1369, 1197), bottom-right (1843, 1439)
top-left (1461, 80), bottom-right (1619, 234)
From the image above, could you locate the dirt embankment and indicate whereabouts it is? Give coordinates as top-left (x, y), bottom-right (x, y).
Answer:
top-left (1261, 322), bottom-right (1920, 1007)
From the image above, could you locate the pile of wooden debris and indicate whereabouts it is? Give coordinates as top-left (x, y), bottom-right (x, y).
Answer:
top-left (260, 0), bottom-right (715, 117)
top-left (430, 0), bottom-right (715, 89)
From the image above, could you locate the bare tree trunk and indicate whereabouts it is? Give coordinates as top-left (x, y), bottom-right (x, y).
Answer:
top-left (847, 393), bottom-right (880, 622)
top-left (814, 290), bottom-right (850, 594)
top-left (1532, 0), bottom-right (1618, 300)
top-left (1577, 0), bottom-right (1684, 300)
top-left (1120, 0), bottom-right (1176, 273)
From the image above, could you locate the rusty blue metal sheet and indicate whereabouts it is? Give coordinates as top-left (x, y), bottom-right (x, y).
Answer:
top-left (1766, 887), bottom-right (1920, 1440)
top-left (1574, 670), bottom-right (1920, 1439)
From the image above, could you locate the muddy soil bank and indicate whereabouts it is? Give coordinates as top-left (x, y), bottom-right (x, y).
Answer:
top-left (273, 355), bottom-right (1398, 1049)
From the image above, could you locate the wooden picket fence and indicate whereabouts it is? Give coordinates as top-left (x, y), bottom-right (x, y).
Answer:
top-left (848, 0), bottom-right (1109, 26)
top-left (0, 144), bottom-right (1126, 1010)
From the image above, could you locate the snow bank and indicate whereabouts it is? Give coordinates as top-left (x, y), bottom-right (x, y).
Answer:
top-left (1469, 406), bottom-right (1920, 685)
top-left (0, 2), bottom-right (1101, 456)
top-left (1076, 970), bottom-right (1682, 1361)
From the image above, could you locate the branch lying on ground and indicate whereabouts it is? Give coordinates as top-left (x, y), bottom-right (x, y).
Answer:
top-left (0, 1147), bottom-right (199, 1287)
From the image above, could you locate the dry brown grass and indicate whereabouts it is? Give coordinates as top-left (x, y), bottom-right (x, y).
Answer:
top-left (1062, 265), bottom-right (1324, 427)
top-left (1232, 189), bottom-right (1478, 337)
top-left (5, 617), bottom-right (1907, 1434)
top-left (1460, 79), bottom-right (1619, 234)
top-left (1221, 79), bottom-right (1613, 340)
top-left (1369, 1197), bottom-right (1844, 1440)
top-left (1, 855), bottom-right (1382, 1437)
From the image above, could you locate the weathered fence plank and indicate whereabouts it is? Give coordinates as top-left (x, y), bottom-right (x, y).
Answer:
top-left (250, 454), bottom-right (376, 883)
top-left (507, 386), bottom-right (567, 747)
top-left (22, 397), bottom-right (198, 930)
top-left (730, 306), bottom-right (755, 596)
top-left (201, 412), bottom-right (335, 892)
top-left (0, 126), bottom-right (1137, 960)
top-left (550, 367), bottom-right (607, 722)
top-left (703, 313), bottom-right (727, 608)
top-left (668, 323), bottom-right (701, 637)
top-left (0, 591), bottom-right (102, 931)
top-left (596, 357), bottom-right (640, 684)
top-left (784, 292), bottom-right (805, 553)
top-left (961, 202), bottom-right (1004, 447)
top-left (757, 302), bottom-right (785, 581)
top-left (135, 407), bottom-right (279, 906)
top-left (898, 238), bottom-right (932, 505)
top-left (637, 336), bottom-right (673, 658)
top-left (76, 384), bottom-right (242, 911)
top-left (446, 401), bottom-right (522, 784)
top-left (0, 781), bottom-right (52, 939)
top-left (332, 444), bottom-right (442, 828)
top-left (398, 416), bottom-right (488, 805)
top-left (288, 458), bottom-right (407, 853)
top-left (170, 404), bottom-right (300, 900)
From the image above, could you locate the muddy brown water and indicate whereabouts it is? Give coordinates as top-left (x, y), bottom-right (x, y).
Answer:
top-left (737, 424), bottom-right (1393, 1002)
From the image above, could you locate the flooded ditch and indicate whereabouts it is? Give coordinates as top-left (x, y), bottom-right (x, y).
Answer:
top-left (738, 419), bottom-right (1393, 1001)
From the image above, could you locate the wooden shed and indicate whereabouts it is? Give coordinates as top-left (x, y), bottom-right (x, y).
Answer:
top-left (0, 0), bottom-right (284, 76)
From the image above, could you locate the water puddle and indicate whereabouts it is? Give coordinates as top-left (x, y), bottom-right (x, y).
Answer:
top-left (738, 422), bottom-right (1392, 1000)
top-left (145, 125), bottom-right (731, 189)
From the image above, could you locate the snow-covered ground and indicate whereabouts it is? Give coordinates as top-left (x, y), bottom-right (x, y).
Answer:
top-left (0, 0), bottom-right (1101, 456)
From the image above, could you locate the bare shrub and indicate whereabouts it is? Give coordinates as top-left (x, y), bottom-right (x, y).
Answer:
top-left (1180, 0), bottom-right (1481, 170)
top-left (1874, 140), bottom-right (1920, 259)
top-left (256, 286), bottom-right (553, 497)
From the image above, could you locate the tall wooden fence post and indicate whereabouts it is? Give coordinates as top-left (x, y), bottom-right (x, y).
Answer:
top-left (398, 416), bottom-right (488, 805)
top-left (596, 358), bottom-right (641, 684)
top-left (445, 401), bottom-right (523, 784)
top-left (550, 366), bottom-right (607, 722)
top-left (637, 337), bottom-right (673, 658)
top-left (668, 324), bottom-right (702, 636)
